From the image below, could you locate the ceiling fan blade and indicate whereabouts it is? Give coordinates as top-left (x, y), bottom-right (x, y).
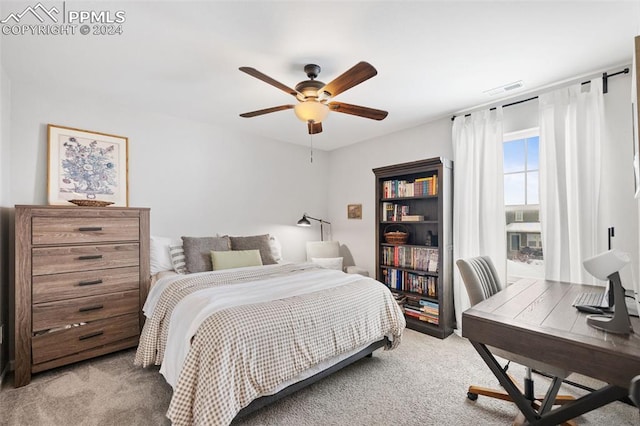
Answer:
top-left (328, 102), bottom-right (388, 121)
top-left (321, 62), bottom-right (378, 98)
top-left (239, 105), bottom-right (295, 118)
top-left (308, 122), bottom-right (323, 134)
top-left (239, 67), bottom-right (299, 97)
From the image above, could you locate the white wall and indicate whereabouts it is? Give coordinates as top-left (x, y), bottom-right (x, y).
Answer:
top-left (600, 75), bottom-right (639, 282)
top-left (328, 73), bottom-right (639, 280)
top-left (328, 119), bottom-right (453, 275)
top-left (8, 80), bottom-right (330, 262)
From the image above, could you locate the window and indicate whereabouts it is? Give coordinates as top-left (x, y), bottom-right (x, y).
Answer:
top-left (515, 210), bottom-right (523, 222)
top-left (504, 128), bottom-right (543, 279)
top-left (504, 134), bottom-right (539, 206)
top-left (527, 233), bottom-right (541, 248)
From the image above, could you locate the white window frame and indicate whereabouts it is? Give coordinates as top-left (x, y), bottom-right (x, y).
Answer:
top-left (504, 128), bottom-right (540, 207)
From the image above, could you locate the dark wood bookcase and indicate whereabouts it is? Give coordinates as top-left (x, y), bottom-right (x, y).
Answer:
top-left (373, 158), bottom-right (454, 338)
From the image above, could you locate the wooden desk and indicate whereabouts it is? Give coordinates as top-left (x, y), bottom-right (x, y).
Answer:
top-left (462, 278), bottom-right (640, 425)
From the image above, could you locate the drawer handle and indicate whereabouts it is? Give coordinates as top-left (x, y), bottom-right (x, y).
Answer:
top-left (79, 331), bottom-right (104, 341)
top-left (78, 255), bottom-right (103, 261)
top-left (78, 227), bottom-right (103, 231)
top-left (78, 304), bottom-right (104, 312)
top-left (78, 279), bottom-right (103, 286)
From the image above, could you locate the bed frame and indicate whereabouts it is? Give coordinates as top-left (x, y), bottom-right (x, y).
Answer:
top-left (235, 338), bottom-right (389, 419)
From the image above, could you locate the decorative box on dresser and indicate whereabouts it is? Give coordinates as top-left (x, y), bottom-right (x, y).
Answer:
top-left (14, 205), bottom-right (150, 387)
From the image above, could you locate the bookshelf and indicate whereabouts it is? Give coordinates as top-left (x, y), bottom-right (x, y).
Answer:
top-left (373, 158), bottom-right (454, 338)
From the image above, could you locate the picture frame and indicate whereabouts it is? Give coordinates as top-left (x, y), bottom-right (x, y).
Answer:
top-left (347, 204), bottom-right (362, 219)
top-left (47, 124), bottom-right (129, 206)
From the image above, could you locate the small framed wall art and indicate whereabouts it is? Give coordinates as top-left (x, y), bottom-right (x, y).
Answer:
top-left (47, 124), bottom-right (129, 206)
top-left (347, 203), bottom-right (362, 219)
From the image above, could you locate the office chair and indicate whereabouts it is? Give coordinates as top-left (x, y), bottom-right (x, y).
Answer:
top-left (457, 256), bottom-right (576, 422)
top-left (631, 375), bottom-right (640, 408)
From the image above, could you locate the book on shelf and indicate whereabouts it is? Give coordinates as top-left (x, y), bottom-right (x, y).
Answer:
top-left (381, 246), bottom-right (439, 277)
top-left (382, 267), bottom-right (438, 297)
top-left (403, 307), bottom-right (439, 324)
top-left (401, 215), bottom-right (424, 222)
top-left (382, 175), bottom-right (438, 199)
top-left (381, 202), bottom-right (411, 221)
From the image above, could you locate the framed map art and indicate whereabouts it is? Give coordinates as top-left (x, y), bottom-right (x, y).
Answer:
top-left (47, 124), bottom-right (129, 206)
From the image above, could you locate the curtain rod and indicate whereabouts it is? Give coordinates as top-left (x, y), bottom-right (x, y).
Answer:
top-left (451, 67), bottom-right (629, 121)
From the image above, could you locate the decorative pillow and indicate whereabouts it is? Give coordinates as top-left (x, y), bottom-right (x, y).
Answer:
top-left (182, 236), bottom-right (231, 273)
top-left (229, 234), bottom-right (277, 265)
top-left (311, 257), bottom-right (344, 271)
top-left (168, 244), bottom-right (187, 274)
top-left (150, 236), bottom-right (175, 275)
top-left (268, 234), bottom-right (283, 263)
top-left (211, 249), bottom-right (263, 271)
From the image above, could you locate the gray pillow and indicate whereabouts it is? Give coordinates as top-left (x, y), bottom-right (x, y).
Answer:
top-left (181, 236), bottom-right (230, 273)
top-left (229, 234), bottom-right (277, 265)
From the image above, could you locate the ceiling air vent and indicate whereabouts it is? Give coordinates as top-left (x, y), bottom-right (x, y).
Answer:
top-left (483, 80), bottom-right (524, 96)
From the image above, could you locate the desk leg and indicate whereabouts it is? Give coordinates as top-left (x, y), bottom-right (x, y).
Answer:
top-left (470, 340), bottom-right (629, 426)
top-left (529, 385), bottom-right (628, 426)
top-left (470, 341), bottom-right (542, 423)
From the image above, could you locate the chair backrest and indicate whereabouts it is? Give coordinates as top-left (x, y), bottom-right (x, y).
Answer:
top-left (456, 256), bottom-right (503, 306)
top-left (630, 375), bottom-right (640, 408)
top-left (306, 241), bottom-right (340, 261)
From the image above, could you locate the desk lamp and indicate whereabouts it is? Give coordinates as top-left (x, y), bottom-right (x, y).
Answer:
top-left (297, 213), bottom-right (331, 241)
top-left (582, 249), bottom-right (633, 335)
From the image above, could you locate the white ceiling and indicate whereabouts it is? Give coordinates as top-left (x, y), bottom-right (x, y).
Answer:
top-left (1, 1), bottom-right (639, 150)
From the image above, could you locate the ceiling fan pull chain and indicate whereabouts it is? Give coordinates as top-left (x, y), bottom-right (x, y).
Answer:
top-left (310, 134), bottom-right (313, 163)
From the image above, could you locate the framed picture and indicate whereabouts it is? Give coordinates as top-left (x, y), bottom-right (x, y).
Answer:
top-left (347, 204), bottom-right (362, 219)
top-left (47, 124), bottom-right (129, 206)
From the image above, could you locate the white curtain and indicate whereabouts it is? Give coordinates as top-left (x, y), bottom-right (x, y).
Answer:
top-left (452, 108), bottom-right (506, 332)
top-left (539, 78), bottom-right (606, 285)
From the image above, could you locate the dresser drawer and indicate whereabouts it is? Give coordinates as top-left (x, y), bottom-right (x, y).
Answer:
top-left (32, 290), bottom-right (139, 332)
top-left (33, 266), bottom-right (140, 304)
top-left (32, 217), bottom-right (139, 245)
top-left (32, 313), bottom-right (140, 365)
top-left (32, 243), bottom-right (139, 276)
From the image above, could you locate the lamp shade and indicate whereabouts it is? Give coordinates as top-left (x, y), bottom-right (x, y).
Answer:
top-left (294, 100), bottom-right (329, 123)
top-left (583, 249), bottom-right (630, 280)
top-left (297, 215), bottom-right (311, 227)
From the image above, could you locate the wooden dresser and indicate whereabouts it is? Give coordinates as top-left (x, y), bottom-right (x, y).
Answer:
top-left (14, 205), bottom-right (150, 387)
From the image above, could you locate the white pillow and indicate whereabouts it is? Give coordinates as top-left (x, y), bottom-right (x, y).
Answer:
top-left (311, 257), bottom-right (344, 271)
top-left (150, 236), bottom-right (174, 274)
top-left (269, 235), bottom-right (283, 262)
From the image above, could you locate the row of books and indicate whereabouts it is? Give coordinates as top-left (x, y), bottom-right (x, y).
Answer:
top-left (382, 202), bottom-right (408, 222)
top-left (392, 292), bottom-right (439, 325)
top-left (381, 202), bottom-right (425, 222)
top-left (382, 268), bottom-right (438, 297)
top-left (381, 175), bottom-right (438, 198)
top-left (381, 246), bottom-right (439, 272)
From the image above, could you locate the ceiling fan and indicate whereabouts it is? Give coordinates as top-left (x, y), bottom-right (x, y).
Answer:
top-left (239, 62), bottom-right (388, 135)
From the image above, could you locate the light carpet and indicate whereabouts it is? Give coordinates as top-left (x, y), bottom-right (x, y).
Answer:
top-left (1, 329), bottom-right (638, 425)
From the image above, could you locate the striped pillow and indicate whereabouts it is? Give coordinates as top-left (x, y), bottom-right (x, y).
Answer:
top-left (168, 244), bottom-right (187, 274)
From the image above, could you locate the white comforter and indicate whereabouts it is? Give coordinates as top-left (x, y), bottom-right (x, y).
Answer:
top-left (136, 263), bottom-right (406, 425)
top-left (160, 267), bottom-right (365, 387)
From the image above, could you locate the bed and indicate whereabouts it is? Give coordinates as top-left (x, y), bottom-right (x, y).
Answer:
top-left (135, 257), bottom-right (406, 425)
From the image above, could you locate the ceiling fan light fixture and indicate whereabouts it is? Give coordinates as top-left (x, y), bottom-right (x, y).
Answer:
top-left (294, 100), bottom-right (329, 123)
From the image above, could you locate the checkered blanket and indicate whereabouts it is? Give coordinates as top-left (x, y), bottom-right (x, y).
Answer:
top-left (136, 264), bottom-right (405, 425)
